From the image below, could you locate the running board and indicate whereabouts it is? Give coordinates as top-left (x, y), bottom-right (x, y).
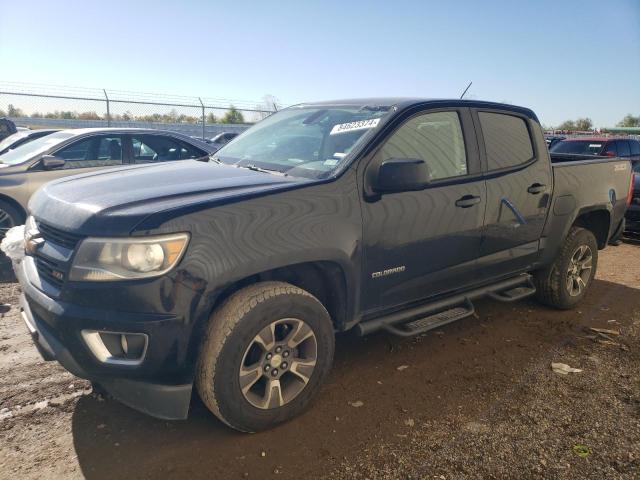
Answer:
top-left (355, 274), bottom-right (535, 337)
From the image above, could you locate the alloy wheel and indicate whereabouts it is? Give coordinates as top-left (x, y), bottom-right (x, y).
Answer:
top-left (566, 245), bottom-right (593, 297)
top-left (239, 318), bottom-right (317, 409)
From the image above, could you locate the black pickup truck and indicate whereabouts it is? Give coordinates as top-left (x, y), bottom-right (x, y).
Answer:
top-left (15, 99), bottom-right (634, 432)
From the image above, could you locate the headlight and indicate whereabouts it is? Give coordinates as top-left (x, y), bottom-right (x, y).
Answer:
top-left (69, 233), bottom-right (189, 281)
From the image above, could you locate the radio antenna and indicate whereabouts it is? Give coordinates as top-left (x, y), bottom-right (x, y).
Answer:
top-left (460, 81), bottom-right (473, 99)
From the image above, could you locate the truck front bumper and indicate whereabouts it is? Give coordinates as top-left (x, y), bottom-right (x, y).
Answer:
top-left (16, 258), bottom-right (195, 420)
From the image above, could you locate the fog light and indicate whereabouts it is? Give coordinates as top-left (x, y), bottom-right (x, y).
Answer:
top-left (81, 330), bottom-right (148, 365)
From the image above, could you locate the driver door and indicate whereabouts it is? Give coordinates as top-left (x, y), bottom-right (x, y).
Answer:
top-left (360, 108), bottom-right (487, 312)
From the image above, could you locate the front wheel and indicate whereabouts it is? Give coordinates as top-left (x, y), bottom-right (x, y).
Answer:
top-left (0, 200), bottom-right (24, 238)
top-left (534, 226), bottom-right (598, 309)
top-left (196, 281), bottom-right (335, 432)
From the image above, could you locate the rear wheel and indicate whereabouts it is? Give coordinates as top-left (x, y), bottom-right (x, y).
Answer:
top-left (534, 227), bottom-right (598, 309)
top-left (196, 281), bottom-right (335, 432)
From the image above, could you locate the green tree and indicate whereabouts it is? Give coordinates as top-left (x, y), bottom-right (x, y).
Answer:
top-left (220, 105), bottom-right (245, 124)
top-left (7, 104), bottom-right (23, 117)
top-left (206, 112), bottom-right (218, 124)
top-left (575, 117), bottom-right (593, 131)
top-left (78, 111), bottom-right (101, 120)
top-left (616, 114), bottom-right (640, 128)
top-left (557, 120), bottom-right (576, 131)
top-left (0, 108), bottom-right (6, 117)
top-left (31, 111), bottom-right (43, 118)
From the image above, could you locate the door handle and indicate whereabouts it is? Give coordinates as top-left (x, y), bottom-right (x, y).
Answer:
top-left (527, 183), bottom-right (547, 194)
top-left (455, 195), bottom-right (481, 208)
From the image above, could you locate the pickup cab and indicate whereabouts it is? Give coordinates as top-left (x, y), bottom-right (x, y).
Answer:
top-left (15, 99), bottom-right (634, 432)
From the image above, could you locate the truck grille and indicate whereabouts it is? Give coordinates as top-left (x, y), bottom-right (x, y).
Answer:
top-left (35, 257), bottom-right (65, 289)
top-left (37, 222), bottom-right (84, 249)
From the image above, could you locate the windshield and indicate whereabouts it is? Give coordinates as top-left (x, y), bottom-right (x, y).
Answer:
top-left (550, 140), bottom-right (604, 155)
top-left (0, 131), bottom-right (75, 165)
top-left (0, 132), bottom-right (26, 152)
top-left (215, 106), bottom-right (390, 179)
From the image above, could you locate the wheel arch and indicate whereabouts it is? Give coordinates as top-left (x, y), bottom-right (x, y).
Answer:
top-left (0, 193), bottom-right (27, 223)
top-left (186, 260), bottom-right (352, 370)
top-left (571, 207), bottom-right (611, 249)
top-left (209, 261), bottom-right (350, 331)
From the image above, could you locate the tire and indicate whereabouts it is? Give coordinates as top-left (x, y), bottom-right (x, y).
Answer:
top-left (0, 199), bottom-right (25, 238)
top-left (196, 281), bottom-right (335, 432)
top-left (534, 227), bottom-right (598, 309)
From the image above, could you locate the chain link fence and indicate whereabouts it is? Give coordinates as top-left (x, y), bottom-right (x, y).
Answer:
top-left (0, 82), bottom-right (280, 139)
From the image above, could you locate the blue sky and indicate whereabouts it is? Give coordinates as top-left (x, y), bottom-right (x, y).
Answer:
top-left (1, 0), bottom-right (639, 127)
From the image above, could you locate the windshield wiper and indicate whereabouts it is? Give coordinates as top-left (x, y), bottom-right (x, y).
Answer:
top-left (242, 164), bottom-right (288, 176)
top-left (209, 155), bottom-right (222, 164)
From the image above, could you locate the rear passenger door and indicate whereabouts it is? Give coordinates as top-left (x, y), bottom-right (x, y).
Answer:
top-left (474, 110), bottom-right (552, 278)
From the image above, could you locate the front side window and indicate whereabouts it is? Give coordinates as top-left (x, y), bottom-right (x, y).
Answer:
top-left (479, 112), bottom-right (534, 170)
top-left (216, 106), bottom-right (390, 179)
top-left (55, 135), bottom-right (123, 169)
top-left (376, 111), bottom-right (468, 180)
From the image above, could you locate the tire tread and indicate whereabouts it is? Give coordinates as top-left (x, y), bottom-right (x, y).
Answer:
top-left (195, 281), bottom-right (318, 431)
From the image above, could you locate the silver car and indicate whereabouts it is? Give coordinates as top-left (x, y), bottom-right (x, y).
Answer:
top-left (0, 128), bottom-right (214, 235)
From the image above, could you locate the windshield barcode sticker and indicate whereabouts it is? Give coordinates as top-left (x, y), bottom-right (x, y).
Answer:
top-left (330, 118), bottom-right (380, 135)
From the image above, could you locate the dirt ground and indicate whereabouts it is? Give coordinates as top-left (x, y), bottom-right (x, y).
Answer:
top-left (0, 242), bottom-right (639, 479)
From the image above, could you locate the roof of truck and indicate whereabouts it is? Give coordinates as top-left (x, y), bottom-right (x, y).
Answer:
top-left (291, 98), bottom-right (538, 120)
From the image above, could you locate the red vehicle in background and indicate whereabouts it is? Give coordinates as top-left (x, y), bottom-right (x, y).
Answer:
top-left (550, 136), bottom-right (640, 161)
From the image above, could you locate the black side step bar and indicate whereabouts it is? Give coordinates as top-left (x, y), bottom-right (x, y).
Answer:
top-left (355, 274), bottom-right (535, 337)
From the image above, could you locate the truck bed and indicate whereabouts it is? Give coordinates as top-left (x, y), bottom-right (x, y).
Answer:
top-left (538, 155), bottom-right (632, 266)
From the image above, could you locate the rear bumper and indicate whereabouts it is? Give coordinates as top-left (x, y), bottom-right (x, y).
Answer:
top-left (16, 259), bottom-right (194, 420)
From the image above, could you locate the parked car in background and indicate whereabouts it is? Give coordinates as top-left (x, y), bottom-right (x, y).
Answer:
top-left (209, 132), bottom-right (239, 151)
top-left (0, 129), bottom-right (60, 156)
top-left (15, 98), bottom-right (633, 432)
top-left (0, 118), bottom-right (18, 141)
top-left (0, 128), bottom-right (215, 236)
top-left (544, 134), bottom-right (565, 149)
top-left (624, 161), bottom-right (640, 235)
top-left (550, 136), bottom-right (640, 161)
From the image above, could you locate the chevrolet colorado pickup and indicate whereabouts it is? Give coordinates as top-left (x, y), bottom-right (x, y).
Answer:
top-left (15, 99), bottom-right (634, 432)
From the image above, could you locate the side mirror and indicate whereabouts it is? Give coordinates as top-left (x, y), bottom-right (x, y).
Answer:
top-left (373, 158), bottom-right (430, 193)
top-left (41, 155), bottom-right (66, 170)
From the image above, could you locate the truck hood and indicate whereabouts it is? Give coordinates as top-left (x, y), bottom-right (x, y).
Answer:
top-left (29, 160), bottom-right (305, 235)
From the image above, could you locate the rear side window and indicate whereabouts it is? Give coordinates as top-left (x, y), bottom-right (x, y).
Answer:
top-left (131, 135), bottom-right (204, 164)
top-left (478, 112), bottom-right (534, 170)
top-left (617, 140), bottom-right (631, 157)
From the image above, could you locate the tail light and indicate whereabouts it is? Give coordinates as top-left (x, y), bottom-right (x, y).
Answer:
top-left (627, 172), bottom-right (636, 207)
